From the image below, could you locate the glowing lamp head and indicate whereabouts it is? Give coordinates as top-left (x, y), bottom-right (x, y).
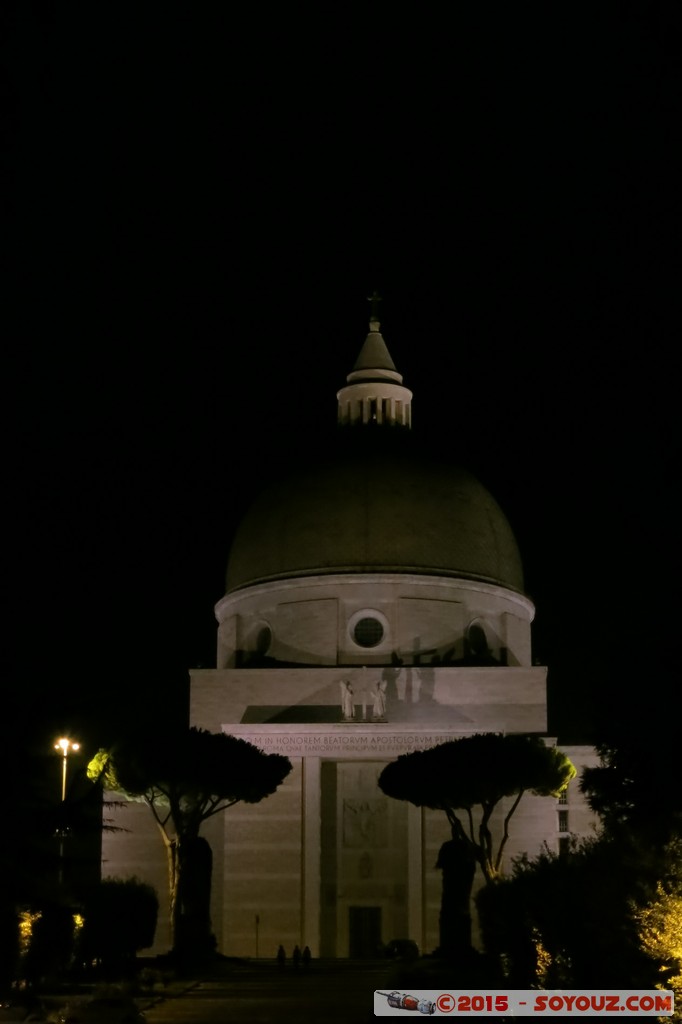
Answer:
top-left (55, 738), bottom-right (80, 755)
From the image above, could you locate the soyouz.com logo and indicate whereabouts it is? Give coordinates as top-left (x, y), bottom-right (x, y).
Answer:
top-left (373, 989), bottom-right (675, 1016)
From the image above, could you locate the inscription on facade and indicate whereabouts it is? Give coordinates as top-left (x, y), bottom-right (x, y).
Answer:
top-left (227, 729), bottom-right (460, 757)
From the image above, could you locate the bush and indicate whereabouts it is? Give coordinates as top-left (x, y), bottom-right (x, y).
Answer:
top-left (22, 902), bottom-right (76, 985)
top-left (79, 877), bottom-right (158, 972)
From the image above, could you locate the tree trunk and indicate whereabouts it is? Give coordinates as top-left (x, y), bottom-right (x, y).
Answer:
top-left (176, 836), bottom-right (214, 960)
top-left (165, 835), bottom-right (181, 953)
top-left (164, 830), bottom-right (214, 961)
top-left (435, 832), bottom-right (477, 956)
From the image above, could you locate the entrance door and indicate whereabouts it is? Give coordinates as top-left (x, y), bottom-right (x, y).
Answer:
top-left (348, 906), bottom-right (382, 958)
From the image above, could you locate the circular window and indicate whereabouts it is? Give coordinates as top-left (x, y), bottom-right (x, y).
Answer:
top-left (352, 617), bottom-right (385, 648)
top-left (466, 620), bottom-right (488, 657)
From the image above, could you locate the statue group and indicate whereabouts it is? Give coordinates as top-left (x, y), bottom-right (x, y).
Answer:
top-left (339, 678), bottom-right (387, 721)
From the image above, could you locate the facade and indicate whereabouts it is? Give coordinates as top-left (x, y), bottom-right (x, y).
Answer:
top-left (101, 311), bottom-right (599, 958)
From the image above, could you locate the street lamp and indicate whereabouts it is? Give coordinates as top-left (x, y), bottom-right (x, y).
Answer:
top-left (54, 737), bottom-right (80, 884)
top-left (54, 737), bottom-right (80, 801)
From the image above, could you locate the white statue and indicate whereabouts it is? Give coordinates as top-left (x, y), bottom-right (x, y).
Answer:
top-left (371, 679), bottom-right (387, 719)
top-left (340, 680), bottom-right (355, 720)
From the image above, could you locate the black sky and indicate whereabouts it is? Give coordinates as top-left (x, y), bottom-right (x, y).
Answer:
top-left (3, 5), bottom-right (680, 755)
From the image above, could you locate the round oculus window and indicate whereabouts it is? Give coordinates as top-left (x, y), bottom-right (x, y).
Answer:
top-left (352, 617), bottom-right (384, 648)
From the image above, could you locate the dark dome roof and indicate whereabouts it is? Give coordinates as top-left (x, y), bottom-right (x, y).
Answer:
top-left (226, 439), bottom-right (524, 594)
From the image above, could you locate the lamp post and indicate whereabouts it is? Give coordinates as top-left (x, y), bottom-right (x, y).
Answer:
top-left (54, 737), bottom-right (80, 884)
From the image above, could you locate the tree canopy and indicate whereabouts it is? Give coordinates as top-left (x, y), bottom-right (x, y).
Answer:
top-left (379, 733), bottom-right (576, 884)
top-left (88, 727), bottom-right (292, 956)
top-left (581, 728), bottom-right (682, 846)
top-left (88, 727), bottom-right (291, 826)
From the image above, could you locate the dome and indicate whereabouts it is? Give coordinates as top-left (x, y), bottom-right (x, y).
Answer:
top-left (226, 442), bottom-right (524, 594)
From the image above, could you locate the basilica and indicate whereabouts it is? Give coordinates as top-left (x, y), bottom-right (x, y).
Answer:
top-left (101, 308), bottom-right (598, 958)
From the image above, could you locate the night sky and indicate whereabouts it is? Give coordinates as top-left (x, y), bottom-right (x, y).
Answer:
top-left (3, 5), bottom-right (680, 761)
